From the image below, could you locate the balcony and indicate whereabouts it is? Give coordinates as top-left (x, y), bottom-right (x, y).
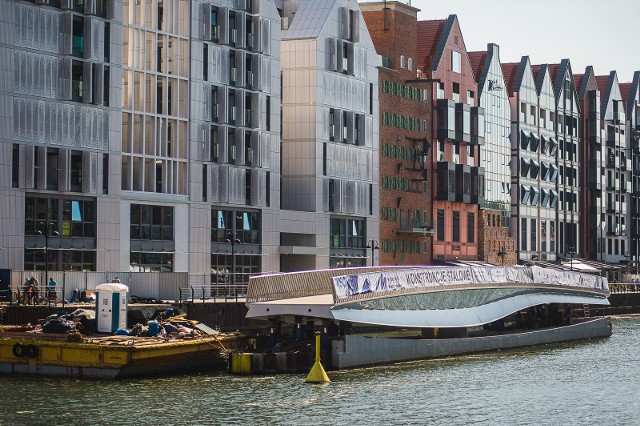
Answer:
top-left (607, 225), bottom-right (621, 236)
top-left (606, 203), bottom-right (616, 213)
top-left (435, 161), bottom-right (456, 201)
top-left (437, 99), bottom-right (456, 141)
top-left (470, 107), bottom-right (485, 145)
top-left (632, 137), bottom-right (640, 153)
top-left (455, 103), bottom-right (471, 143)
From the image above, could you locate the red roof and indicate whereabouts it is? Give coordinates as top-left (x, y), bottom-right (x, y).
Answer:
top-left (467, 51), bottom-right (487, 84)
top-left (595, 75), bottom-right (610, 93)
top-left (531, 64), bottom-right (542, 81)
top-left (416, 19), bottom-right (447, 72)
top-left (574, 73), bottom-right (584, 92)
top-left (547, 63), bottom-right (561, 84)
top-left (501, 62), bottom-right (520, 93)
top-left (619, 82), bottom-right (632, 103)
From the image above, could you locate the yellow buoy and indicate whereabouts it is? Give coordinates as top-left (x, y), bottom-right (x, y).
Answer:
top-left (304, 332), bottom-right (330, 383)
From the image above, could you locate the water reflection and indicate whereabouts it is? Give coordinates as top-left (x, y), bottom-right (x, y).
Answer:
top-left (1, 317), bottom-right (639, 425)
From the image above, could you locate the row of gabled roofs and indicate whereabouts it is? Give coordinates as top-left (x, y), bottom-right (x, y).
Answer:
top-left (413, 13), bottom-right (640, 114)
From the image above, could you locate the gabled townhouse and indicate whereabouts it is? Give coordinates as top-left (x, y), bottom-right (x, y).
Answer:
top-left (416, 15), bottom-right (485, 261)
top-left (361, 1), bottom-right (432, 266)
top-left (575, 66), bottom-right (606, 261)
top-left (621, 72), bottom-right (640, 272)
top-left (547, 60), bottom-right (581, 259)
top-left (278, 0), bottom-right (380, 270)
top-left (468, 44), bottom-right (516, 265)
top-left (595, 72), bottom-right (629, 263)
top-left (504, 57), bottom-right (558, 262)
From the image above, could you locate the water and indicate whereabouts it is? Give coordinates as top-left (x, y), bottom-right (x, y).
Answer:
top-left (2, 317), bottom-right (639, 426)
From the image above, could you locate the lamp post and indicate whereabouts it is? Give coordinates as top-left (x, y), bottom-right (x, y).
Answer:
top-left (36, 221), bottom-right (59, 305)
top-left (366, 239), bottom-right (379, 266)
top-left (226, 232), bottom-right (241, 287)
top-left (568, 245), bottom-right (576, 272)
top-left (497, 246), bottom-right (507, 266)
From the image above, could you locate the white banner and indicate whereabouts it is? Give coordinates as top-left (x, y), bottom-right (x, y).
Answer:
top-left (333, 266), bottom-right (608, 301)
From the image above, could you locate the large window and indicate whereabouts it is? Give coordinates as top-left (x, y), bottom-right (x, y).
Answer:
top-left (130, 204), bottom-right (174, 241)
top-left (211, 253), bottom-right (261, 285)
top-left (130, 252), bottom-right (173, 272)
top-left (212, 209), bottom-right (261, 244)
top-left (451, 50), bottom-right (461, 73)
top-left (62, 199), bottom-right (96, 237)
top-left (330, 217), bottom-right (365, 248)
top-left (24, 196), bottom-right (97, 271)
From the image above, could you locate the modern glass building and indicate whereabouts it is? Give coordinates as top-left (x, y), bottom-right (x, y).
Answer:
top-left (277, 0), bottom-right (380, 271)
top-left (0, 0), bottom-right (283, 285)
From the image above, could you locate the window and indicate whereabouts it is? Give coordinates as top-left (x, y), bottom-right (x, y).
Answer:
top-left (407, 57), bottom-right (412, 71)
top-left (400, 55), bottom-right (405, 69)
top-left (467, 90), bottom-right (474, 107)
top-left (46, 148), bottom-right (59, 190)
top-left (70, 151), bottom-right (83, 192)
top-left (521, 218), bottom-right (527, 251)
top-left (72, 16), bottom-right (84, 57)
top-left (330, 217), bottom-right (365, 248)
top-left (530, 105), bottom-right (536, 125)
top-left (531, 218), bottom-right (537, 251)
top-left (467, 212), bottom-right (475, 243)
top-left (12, 144), bottom-right (19, 188)
top-left (71, 61), bottom-right (83, 102)
top-left (452, 211), bottom-right (460, 242)
top-left (451, 50), bottom-right (461, 73)
top-left (329, 108), bottom-right (335, 140)
top-left (437, 209), bottom-right (445, 241)
top-left (452, 83), bottom-right (460, 102)
top-left (130, 204), bottom-right (174, 241)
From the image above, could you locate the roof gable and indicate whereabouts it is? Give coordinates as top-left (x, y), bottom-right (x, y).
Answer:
top-left (468, 50), bottom-right (487, 84)
top-left (501, 62), bottom-right (520, 94)
top-left (415, 19), bottom-right (447, 72)
top-left (626, 71), bottom-right (640, 115)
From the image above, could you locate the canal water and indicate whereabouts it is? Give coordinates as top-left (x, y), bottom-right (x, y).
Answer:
top-left (2, 316), bottom-right (639, 425)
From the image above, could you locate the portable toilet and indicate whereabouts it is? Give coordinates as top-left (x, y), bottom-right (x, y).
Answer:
top-left (95, 283), bottom-right (129, 333)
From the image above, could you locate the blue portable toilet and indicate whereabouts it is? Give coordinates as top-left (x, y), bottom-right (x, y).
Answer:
top-left (95, 283), bottom-right (129, 333)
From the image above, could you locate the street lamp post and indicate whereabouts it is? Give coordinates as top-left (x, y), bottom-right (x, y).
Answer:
top-left (497, 246), bottom-right (507, 266)
top-left (568, 245), bottom-right (577, 272)
top-left (226, 232), bottom-right (241, 288)
top-left (37, 221), bottom-right (59, 306)
top-left (366, 240), bottom-right (379, 267)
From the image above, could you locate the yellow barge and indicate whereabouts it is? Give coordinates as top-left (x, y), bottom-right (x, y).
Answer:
top-left (0, 329), bottom-right (241, 379)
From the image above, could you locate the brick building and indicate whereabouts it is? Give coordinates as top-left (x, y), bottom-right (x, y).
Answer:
top-left (361, 1), bottom-right (432, 266)
top-left (416, 15), bottom-right (485, 261)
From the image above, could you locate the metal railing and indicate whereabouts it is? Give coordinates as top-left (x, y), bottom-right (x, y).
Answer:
top-left (178, 284), bottom-right (248, 304)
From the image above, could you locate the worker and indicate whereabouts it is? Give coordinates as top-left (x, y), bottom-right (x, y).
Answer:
top-left (47, 277), bottom-right (57, 304)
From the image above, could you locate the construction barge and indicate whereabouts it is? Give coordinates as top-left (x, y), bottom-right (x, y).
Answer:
top-left (0, 327), bottom-right (240, 379)
top-left (0, 283), bottom-right (244, 379)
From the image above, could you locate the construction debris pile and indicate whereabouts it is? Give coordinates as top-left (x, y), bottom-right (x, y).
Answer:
top-left (122, 309), bottom-right (216, 339)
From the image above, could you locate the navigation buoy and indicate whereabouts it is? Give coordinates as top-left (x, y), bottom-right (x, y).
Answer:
top-left (304, 332), bottom-right (330, 383)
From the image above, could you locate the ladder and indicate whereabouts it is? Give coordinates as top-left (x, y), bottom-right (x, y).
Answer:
top-left (583, 304), bottom-right (590, 318)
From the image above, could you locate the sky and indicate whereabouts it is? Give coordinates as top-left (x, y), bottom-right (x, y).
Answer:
top-left (410, 0), bottom-right (640, 83)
